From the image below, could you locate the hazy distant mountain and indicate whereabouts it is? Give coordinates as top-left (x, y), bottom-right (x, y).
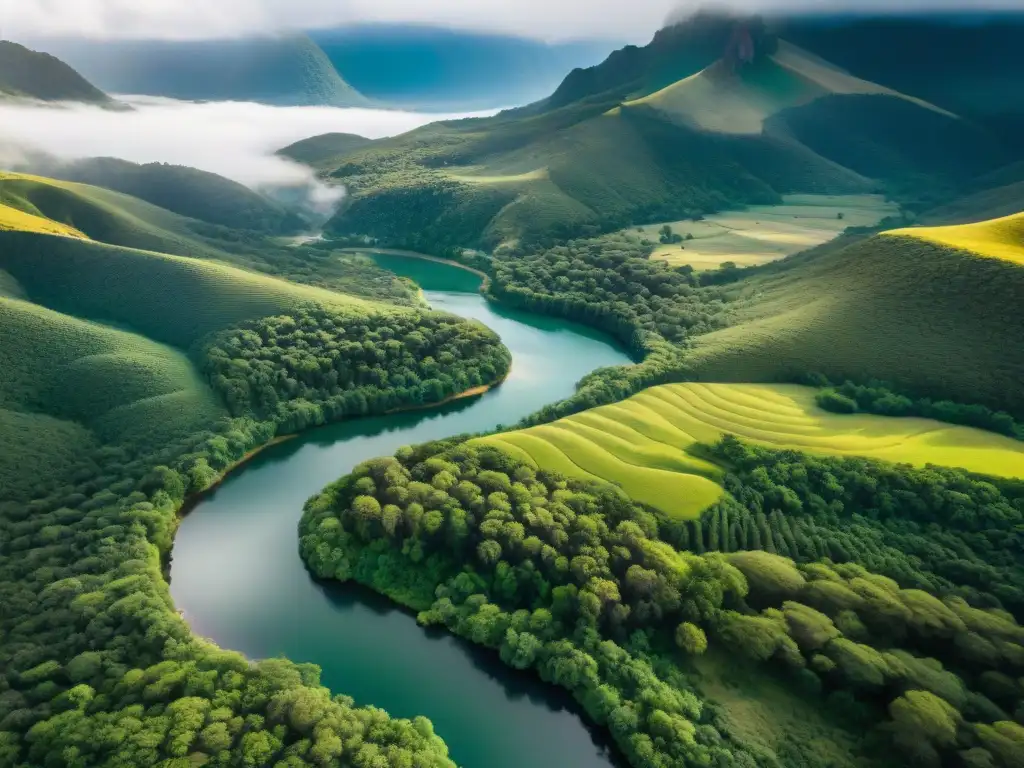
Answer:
top-left (309, 25), bottom-right (618, 111)
top-left (0, 41), bottom-right (111, 104)
top-left (26, 34), bottom-right (365, 107)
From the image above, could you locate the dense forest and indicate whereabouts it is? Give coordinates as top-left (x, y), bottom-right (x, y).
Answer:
top-left (809, 376), bottom-right (1024, 439)
top-left (487, 234), bottom-right (745, 426)
top-left (203, 304), bottom-right (510, 431)
top-left (301, 440), bottom-right (1024, 768)
top-left (0, 291), bottom-right (510, 766)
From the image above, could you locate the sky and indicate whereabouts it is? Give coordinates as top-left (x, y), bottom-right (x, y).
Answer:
top-left (5, 0), bottom-right (1022, 44)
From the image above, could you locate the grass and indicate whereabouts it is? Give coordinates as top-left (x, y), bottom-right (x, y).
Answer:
top-left (0, 230), bottom-right (375, 349)
top-left (49, 157), bottom-right (303, 234)
top-left (0, 200), bottom-right (88, 239)
top-left (688, 221), bottom-right (1024, 416)
top-left (0, 171), bottom-right (229, 260)
top-left (887, 211), bottom-right (1024, 266)
top-left (474, 382), bottom-right (1024, 519)
top-left (623, 193), bottom-right (898, 270)
top-left (691, 651), bottom-right (873, 768)
top-left (0, 295), bottom-right (226, 479)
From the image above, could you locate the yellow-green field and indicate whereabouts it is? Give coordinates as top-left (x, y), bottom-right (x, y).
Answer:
top-left (886, 211), bottom-right (1024, 266)
top-left (445, 167), bottom-right (549, 185)
top-left (0, 200), bottom-right (88, 238)
top-left (623, 194), bottom-right (898, 270)
top-left (473, 383), bottom-right (1024, 519)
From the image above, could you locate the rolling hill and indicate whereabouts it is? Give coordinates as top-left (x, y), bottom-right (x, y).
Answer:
top-left (0, 40), bottom-right (111, 103)
top-left (41, 157), bottom-right (305, 234)
top-left (0, 171), bottom-right (235, 259)
top-left (318, 13), bottom-right (1006, 251)
top-left (27, 34), bottom-right (365, 106)
top-left (278, 132), bottom-right (375, 169)
top-left (473, 382), bottom-right (1024, 519)
top-left (685, 214), bottom-right (1024, 416)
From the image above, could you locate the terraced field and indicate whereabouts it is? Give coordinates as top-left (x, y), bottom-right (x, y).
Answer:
top-left (473, 383), bottom-right (1024, 519)
top-left (626, 194), bottom-right (898, 270)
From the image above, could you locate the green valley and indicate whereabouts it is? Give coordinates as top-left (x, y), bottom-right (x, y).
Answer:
top-left (4, 8), bottom-right (1024, 768)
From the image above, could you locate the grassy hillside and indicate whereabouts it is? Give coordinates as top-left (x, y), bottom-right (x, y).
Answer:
top-left (0, 230), bottom-right (371, 349)
top-left (474, 382), bottom-right (1024, 519)
top-left (921, 175), bottom-right (1024, 226)
top-left (326, 98), bottom-right (878, 250)
top-left (0, 200), bottom-right (87, 238)
top-left (687, 221), bottom-right (1024, 415)
top-left (0, 40), bottom-right (111, 103)
top-left (278, 132), bottom-right (375, 169)
top-left (48, 157), bottom-right (304, 234)
top-left (888, 212), bottom-right (1024, 266)
top-left (0, 171), bottom-right (230, 259)
top-left (628, 41), bottom-right (948, 135)
top-left (35, 34), bottom-right (365, 106)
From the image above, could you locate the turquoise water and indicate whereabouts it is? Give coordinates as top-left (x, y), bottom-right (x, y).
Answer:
top-left (170, 255), bottom-right (632, 768)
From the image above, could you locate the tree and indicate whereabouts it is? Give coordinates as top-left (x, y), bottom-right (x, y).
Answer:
top-left (675, 622), bottom-right (708, 655)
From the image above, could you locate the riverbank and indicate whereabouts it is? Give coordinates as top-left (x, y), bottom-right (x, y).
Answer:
top-left (176, 375), bottom-right (508, 520)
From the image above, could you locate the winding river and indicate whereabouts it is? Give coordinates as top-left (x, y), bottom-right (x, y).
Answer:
top-left (170, 254), bottom-right (633, 768)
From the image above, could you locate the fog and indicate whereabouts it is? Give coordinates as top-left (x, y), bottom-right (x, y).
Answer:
top-left (0, 96), bottom-right (491, 213)
top-left (7, 0), bottom-right (1022, 43)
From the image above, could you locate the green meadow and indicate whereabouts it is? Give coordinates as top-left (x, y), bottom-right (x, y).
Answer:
top-left (621, 193), bottom-right (898, 270)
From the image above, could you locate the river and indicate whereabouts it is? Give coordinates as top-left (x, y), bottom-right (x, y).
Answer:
top-left (169, 253), bottom-right (632, 768)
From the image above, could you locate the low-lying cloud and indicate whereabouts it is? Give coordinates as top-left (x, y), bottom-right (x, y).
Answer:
top-left (0, 97), bottom-right (489, 215)
top-left (6, 0), bottom-right (1021, 43)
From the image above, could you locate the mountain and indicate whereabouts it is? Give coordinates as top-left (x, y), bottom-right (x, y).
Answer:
top-left (772, 13), bottom-right (1024, 153)
top-left (315, 12), bottom-right (1006, 252)
top-left (0, 40), bottom-right (111, 104)
top-left (26, 34), bottom-right (365, 106)
top-left (309, 25), bottom-right (617, 111)
top-left (38, 157), bottom-right (305, 234)
top-left (278, 133), bottom-right (375, 169)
